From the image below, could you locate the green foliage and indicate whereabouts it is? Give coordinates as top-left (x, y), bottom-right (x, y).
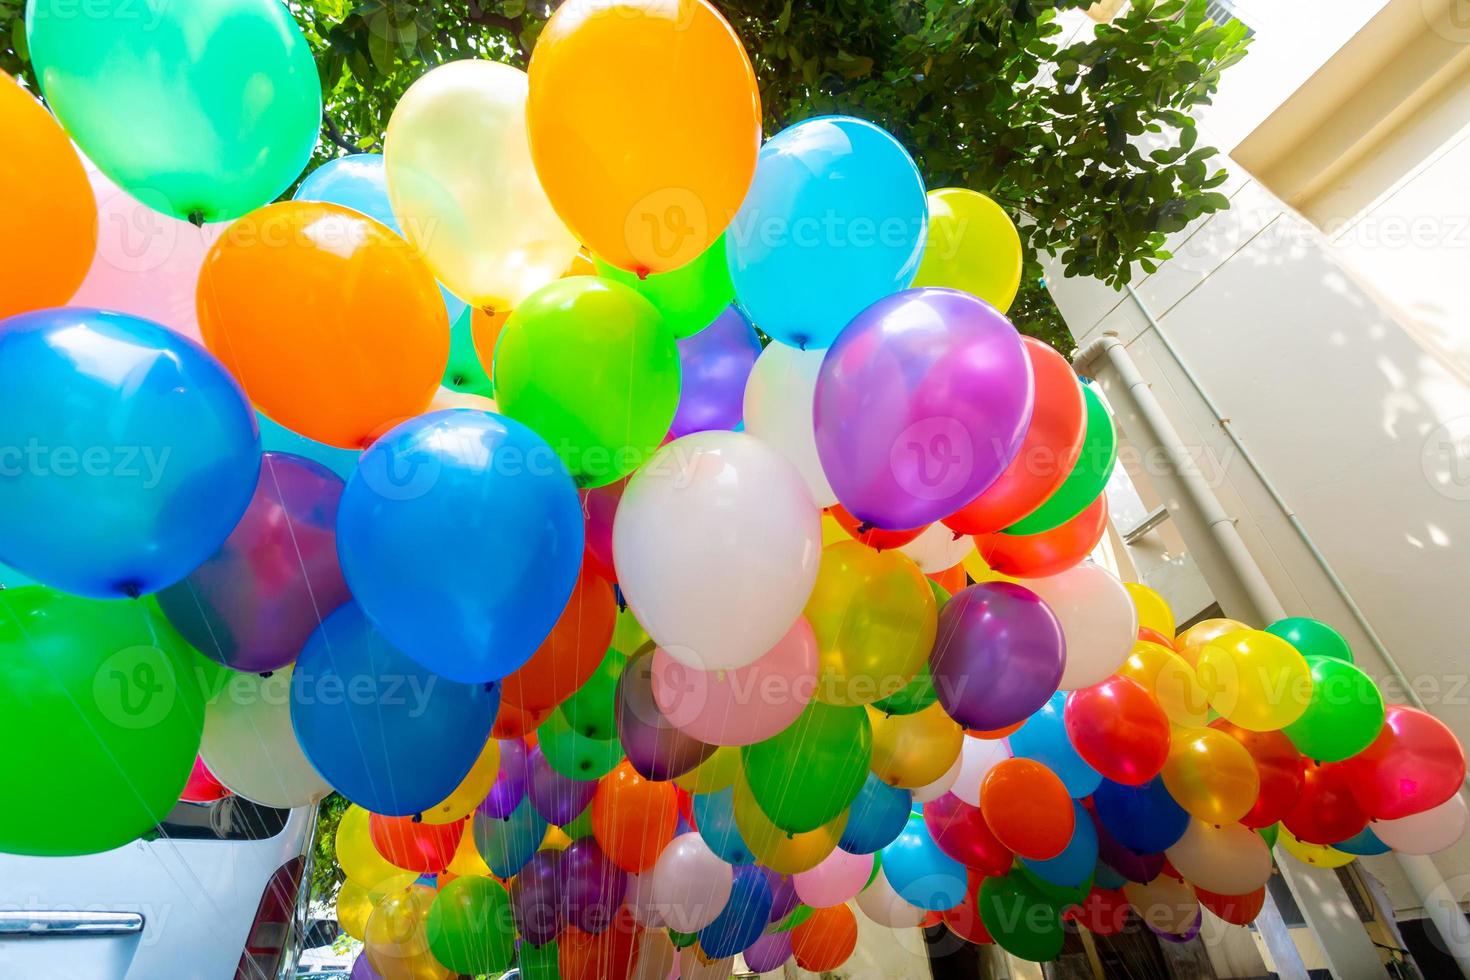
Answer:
top-left (310, 794), bottom-right (350, 905)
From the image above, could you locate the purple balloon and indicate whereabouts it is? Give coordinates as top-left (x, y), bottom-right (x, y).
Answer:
top-left (1149, 908), bottom-right (1203, 943)
top-left (558, 837), bottom-right (627, 935)
top-left (743, 930), bottom-right (793, 973)
top-left (157, 452), bottom-right (350, 672)
top-left (512, 849), bottom-right (565, 946)
top-left (765, 871), bottom-right (799, 923)
top-left (616, 648), bottom-right (716, 780)
top-left (1091, 810), bottom-right (1165, 884)
top-left (670, 306), bottom-right (761, 438)
top-left (480, 737), bottom-right (530, 819)
top-left (349, 953), bottom-right (383, 979)
top-left (814, 287), bottom-right (1034, 530)
top-left (929, 582), bottom-right (1065, 730)
top-left (528, 744), bottom-right (598, 826)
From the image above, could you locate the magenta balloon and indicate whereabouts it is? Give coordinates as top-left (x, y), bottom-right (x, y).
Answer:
top-left (670, 306), bottom-right (761, 438)
top-left (156, 451), bottom-right (350, 672)
top-left (813, 287), bottom-right (1033, 529)
top-left (558, 837), bottom-right (628, 935)
top-left (766, 870), bottom-right (799, 923)
top-left (929, 582), bottom-right (1065, 730)
top-left (512, 849), bottom-right (565, 946)
top-left (651, 618), bottom-right (818, 746)
top-left (528, 744), bottom-right (598, 826)
top-left (479, 738), bottom-right (530, 820)
top-left (581, 476), bottom-right (625, 582)
top-left (743, 930), bottom-right (793, 973)
top-left (617, 648), bottom-right (717, 780)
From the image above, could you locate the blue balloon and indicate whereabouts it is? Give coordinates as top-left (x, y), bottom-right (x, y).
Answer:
top-left (259, 412), bottom-right (359, 482)
top-left (1009, 692), bottom-right (1102, 798)
top-left (1023, 802), bottom-right (1098, 887)
top-left (1093, 860), bottom-right (1128, 890)
top-left (1334, 827), bottom-right (1391, 856)
top-left (692, 787), bottom-right (754, 865)
top-left (839, 774), bottom-right (912, 854)
top-left (726, 116), bottom-right (928, 349)
top-left (699, 864), bottom-right (773, 958)
top-left (474, 795), bottom-right (549, 878)
top-left (337, 410), bottom-right (584, 684)
top-left (881, 813), bottom-right (967, 911)
top-left (289, 600), bottom-right (499, 816)
top-left (1093, 777), bottom-right (1190, 854)
top-left (0, 308), bottom-right (259, 597)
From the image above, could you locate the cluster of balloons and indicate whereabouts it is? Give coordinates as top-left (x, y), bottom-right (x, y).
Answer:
top-left (0, 0), bottom-right (1464, 975)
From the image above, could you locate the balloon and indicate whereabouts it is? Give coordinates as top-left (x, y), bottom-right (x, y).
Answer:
top-left (0, 589), bottom-right (205, 855)
top-left (442, 310), bottom-right (492, 397)
top-left (1064, 675), bottom-right (1170, 786)
top-left (592, 762), bottom-right (677, 874)
top-left (157, 452), bottom-right (349, 672)
top-left (1165, 819), bottom-right (1272, 896)
top-left (1281, 656), bottom-right (1384, 762)
top-left (742, 931), bottom-right (793, 973)
top-left (474, 795), bottom-right (549, 878)
top-left (898, 523), bottom-right (976, 574)
top-left (912, 188), bottom-right (1022, 310)
top-left (676, 746), bottom-right (742, 796)
top-left (652, 619), bottom-right (817, 747)
top-left (668, 306), bottom-right (760, 438)
top-left (512, 850), bottom-right (565, 946)
top-left (1282, 760), bottom-right (1368, 845)
top-left (539, 711), bottom-right (623, 781)
top-left (0, 308), bottom-right (259, 597)
top-left (794, 850), bottom-right (871, 909)
top-left (1023, 802), bottom-right (1099, 888)
top-left (1125, 583), bottom-right (1177, 639)
top-left (426, 876), bottom-right (514, 975)
top-left (1009, 692), bottom-right (1102, 798)
top-left (528, 744), bottom-right (600, 826)
top-left (1161, 727), bottom-right (1260, 824)
top-left (1006, 385), bottom-right (1117, 535)
top-left (1123, 874), bottom-right (1198, 939)
top-left (869, 702), bottom-right (963, 788)
top-left (733, 776), bottom-right (849, 875)
top-left (339, 806), bottom-right (417, 900)
top-left (698, 865), bottom-right (773, 958)
top-left (828, 504), bottom-right (928, 551)
top-left (493, 701), bottom-right (549, 740)
top-left (181, 757), bottom-right (230, 804)
top-left (1138, 626), bottom-right (1177, 649)
top-left (856, 865), bottom-right (928, 928)
top-left (880, 813), bottom-right (968, 910)
top-left (1208, 719), bottom-right (1304, 828)
top-left (594, 238), bottom-right (736, 341)
top-left (337, 880), bottom-right (374, 942)
top-left (1194, 885), bottom-right (1266, 927)
top-left (28, 0), bottom-right (318, 222)
top-left (614, 431), bottom-right (822, 670)
top-left (1072, 887), bottom-right (1131, 936)
top-left (950, 736), bottom-right (1013, 807)
top-left (290, 602), bottom-right (499, 816)
top-left (873, 659), bottom-right (940, 718)
top-left (742, 701), bottom-right (872, 833)
top-left (1334, 827), bottom-right (1392, 857)
top-left (1266, 616), bottom-right (1353, 663)
top-left (198, 201), bottom-right (446, 448)
top-left (371, 815), bottom-right (464, 875)
top-left (741, 343), bottom-right (838, 507)
top-left (836, 775), bottom-right (911, 855)
top-left (558, 909), bottom-right (642, 980)
top-left (1092, 809), bottom-right (1166, 885)
top-left (617, 648), bottom-right (717, 781)
top-left (1118, 641), bottom-right (1209, 727)
top-left (815, 288), bottom-right (1033, 529)
top-left (1175, 617), bottom-right (1249, 667)
top-left (923, 793), bottom-right (1013, 876)
top-left (1278, 825), bottom-right (1356, 869)
top-left (1373, 794), bottom-right (1468, 855)
top-left (560, 647), bottom-right (628, 741)
top-left (337, 410), bottom-right (583, 684)
top-left (1092, 776), bottom-right (1190, 854)
top-left (519, 940), bottom-right (560, 980)
top-left (1348, 704), bottom-right (1466, 820)
top-left (728, 116), bottom-right (926, 349)
top-left (199, 666), bottom-right (331, 809)
top-left (580, 480), bottom-right (626, 584)
top-left (364, 884), bottom-right (451, 980)
top-left (976, 493), bottom-right (1110, 579)
top-left (1196, 629), bottom-right (1313, 731)
top-left (501, 567), bottom-right (618, 713)
top-left (678, 946), bottom-right (735, 980)
top-left (692, 787), bottom-right (754, 866)
top-left (1025, 564), bottom-right (1137, 691)
top-left (559, 837), bottom-right (628, 935)
top-left (651, 833), bottom-right (734, 933)
top-left (929, 562), bottom-right (967, 593)
top-left (980, 872), bottom-right (1065, 962)
top-left (930, 583), bottom-right (1065, 731)
top-left (790, 904), bottom-right (858, 973)
top-left (980, 759), bottom-right (1074, 860)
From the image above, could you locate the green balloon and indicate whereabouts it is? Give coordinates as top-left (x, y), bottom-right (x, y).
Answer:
top-left (668, 928), bottom-right (699, 948)
top-left (1258, 823), bottom-right (1280, 849)
top-left (426, 876), bottom-right (514, 975)
top-left (872, 662), bottom-right (938, 716)
top-left (1005, 384), bottom-right (1117, 535)
top-left (442, 307), bottom-right (494, 397)
top-left (1267, 617), bottom-right (1353, 664)
top-left (561, 802), bottom-right (595, 840)
top-left (495, 277), bottom-right (680, 488)
top-left (559, 647), bottom-right (628, 740)
top-left (594, 236), bottom-right (735, 338)
top-left (742, 701), bottom-right (871, 833)
top-left (771, 904), bottom-right (814, 933)
top-left (0, 587), bottom-right (205, 855)
top-left (539, 709), bottom-right (623, 781)
top-left (27, 0), bottom-right (320, 222)
top-left (519, 939), bottom-right (560, 980)
top-left (979, 871), bottom-right (1065, 962)
top-left (1015, 862), bottom-right (1092, 909)
top-left (1282, 655), bottom-right (1385, 762)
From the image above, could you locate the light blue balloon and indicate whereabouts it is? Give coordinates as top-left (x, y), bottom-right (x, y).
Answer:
top-left (726, 116), bottom-right (928, 350)
top-left (0, 308), bottom-right (259, 598)
top-left (1009, 691), bottom-right (1102, 798)
top-left (839, 774), bottom-right (911, 854)
top-left (1334, 827), bottom-right (1391, 856)
top-left (1093, 860), bottom-right (1128, 890)
top-left (289, 601), bottom-right (499, 816)
top-left (474, 795), bottom-right (549, 878)
top-left (1023, 802), bottom-right (1098, 887)
top-left (258, 412), bottom-right (359, 482)
top-left (692, 787), bottom-right (754, 865)
top-left (880, 813), bottom-right (967, 911)
top-left (336, 410), bottom-right (583, 684)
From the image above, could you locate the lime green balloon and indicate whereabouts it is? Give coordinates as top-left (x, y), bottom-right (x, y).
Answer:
top-left (1005, 384), bottom-right (1117, 535)
top-left (742, 701), bottom-right (871, 834)
top-left (1258, 823), bottom-right (1280, 849)
top-left (771, 904), bottom-right (814, 933)
top-left (561, 802), bottom-right (595, 840)
top-left (539, 709), bottom-right (623, 781)
top-left (0, 587), bottom-right (205, 855)
top-left (980, 871), bottom-right (1065, 962)
top-left (27, 0), bottom-right (321, 222)
top-left (520, 939), bottom-right (560, 980)
top-left (495, 277), bottom-right (680, 488)
top-left (1282, 655), bottom-right (1384, 762)
top-left (668, 928), bottom-right (699, 948)
top-left (1267, 617), bottom-right (1353, 664)
top-left (594, 236), bottom-right (735, 338)
top-left (559, 647), bottom-right (628, 741)
top-left (426, 876), bottom-right (514, 975)
top-left (443, 307), bottom-right (494, 397)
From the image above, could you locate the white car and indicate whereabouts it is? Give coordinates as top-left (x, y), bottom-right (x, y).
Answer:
top-left (0, 796), bottom-right (321, 979)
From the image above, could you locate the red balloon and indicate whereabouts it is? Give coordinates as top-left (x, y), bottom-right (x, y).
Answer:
top-left (1064, 676), bottom-right (1170, 785)
top-left (675, 787), bottom-right (695, 829)
top-left (368, 814), bottom-right (464, 873)
top-left (979, 758), bottom-right (1074, 860)
top-left (944, 339), bottom-right (1087, 535)
top-left (580, 477), bottom-right (627, 583)
top-left (1070, 887), bottom-right (1131, 936)
top-left (974, 493), bottom-right (1108, 578)
top-left (1138, 626), bottom-right (1177, 650)
top-left (1196, 886), bottom-right (1266, 926)
top-left (1346, 705), bottom-right (1466, 820)
top-left (923, 792), bottom-right (1014, 876)
top-left (180, 756), bottom-right (230, 803)
top-left (830, 504), bottom-right (927, 550)
top-left (921, 909), bottom-right (944, 928)
top-left (500, 565), bottom-right (617, 713)
top-left (494, 699), bottom-right (552, 739)
top-left (791, 904), bottom-right (858, 972)
top-left (1208, 719), bottom-right (1304, 828)
top-left (1283, 761), bottom-right (1367, 845)
top-left (940, 877), bottom-right (994, 944)
top-left (559, 908), bottom-right (642, 980)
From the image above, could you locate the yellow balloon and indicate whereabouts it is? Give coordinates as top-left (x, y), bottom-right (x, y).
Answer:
top-left (1175, 617), bottom-right (1249, 668)
top-left (961, 549), bottom-right (1017, 586)
top-left (733, 773), bottom-right (847, 875)
top-left (337, 879), bottom-right (373, 941)
top-left (1278, 826), bottom-right (1357, 869)
top-left (447, 821), bottom-right (491, 877)
top-left (419, 738), bottom-right (500, 825)
top-left (365, 884), bottom-right (452, 980)
top-left (1196, 630), bottom-right (1313, 731)
top-left (612, 606), bottom-right (652, 657)
top-left (1125, 582), bottom-right (1176, 638)
top-left (911, 188), bottom-right (1022, 312)
top-left (337, 805), bottom-right (416, 900)
top-left (540, 826), bottom-right (573, 852)
top-left (1122, 874), bottom-right (1199, 937)
top-left (385, 60), bottom-right (579, 310)
top-left (868, 702), bottom-right (963, 788)
top-left (1162, 727), bottom-right (1261, 824)
top-left (821, 511), bottom-right (852, 547)
top-left (673, 744), bottom-right (741, 794)
top-left (805, 541), bottom-right (937, 706)
top-left (1119, 641), bottom-right (1209, 728)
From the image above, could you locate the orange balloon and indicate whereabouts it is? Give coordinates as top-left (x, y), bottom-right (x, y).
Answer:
top-left (830, 503), bottom-right (927, 550)
top-left (527, 0), bottom-right (761, 274)
top-left (928, 562), bottom-right (967, 594)
top-left (1175, 617), bottom-right (1249, 668)
top-left (790, 904), bottom-right (858, 973)
top-left (967, 720), bottom-right (1025, 740)
top-left (197, 200), bottom-right (447, 448)
top-left (979, 758), bottom-right (1074, 860)
top-left (492, 701), bottom-right (551, 740)
top-left (0, 74), bottom-right (96, 319)
top-left (590, 761), bottom-right (677, 874)
top-left (975, 493), bottom-right (1109, 578)
top-left (468, 250), bottom-right (591, 378)
top-left (1196, 885), bottom-right (1265, 926)
top-left (500, 565), bottom-right (617, 712)
top-left (559, 909), bottom-right (642, 980)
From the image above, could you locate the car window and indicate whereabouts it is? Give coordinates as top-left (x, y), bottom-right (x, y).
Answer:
top-left (155, 796), bottom-right (291, 841)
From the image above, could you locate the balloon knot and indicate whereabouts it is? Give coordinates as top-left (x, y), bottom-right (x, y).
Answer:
top-left (635, 266), bottom-right (651, 281)
top-left (483, 682), bottom-right (495, 693)
top-left (481, 305), bottom-right (497, 317)
top-left (187, 209), bottom-right (205, 228)
top-left (451, 374), bottom-right (465, 388)
top-left (951, 529), bottom-right (964, 541)
top-left (259, 671), bottom-right (274, 679)
top-left (798, 339), bottom-right (808, 351)
top-left (411, 813), bottom-right (423, 823)
top-left (121, 583), bottom-right (142, 599)
top-left (856, 521), bottom-right (874, 535)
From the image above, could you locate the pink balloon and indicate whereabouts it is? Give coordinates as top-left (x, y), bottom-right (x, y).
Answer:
top-left (68, 161), bottom-right (225, 343)
top-left (650, 618), bottom-right (818, 746)
top-left (794, 847), bottom-right (873, 908)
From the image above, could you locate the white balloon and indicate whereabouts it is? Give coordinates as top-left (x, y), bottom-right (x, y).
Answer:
top-left (855, 865), bottom-right (927, 928)
top-left (624, 870), bottom-right (665, 927)
top-left (742, 343), bottom-right (838, 507)
top-left (898, 522), bottom-right (976, 573)
top-left (649, 833), bottom-right (734, 933)
top-left (1165, 819), bottom-right (1272, 895)
top-left (629, 929), bottom-right (676, 980)
top-left (950, 736), bottom-right (1011, 807)
top-left (201, 666), bottom-right (332, 808)
top-left (1374, 795), bottom-right (1469, 855)
top-left (614, 431), bottom-right (822, 670)
top-left (1023, 562), bottom-right (1137, 690)
top-left (911, 748), bottom-right (964, 803)
top-left (679, 946), bottom-right (734, 980)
